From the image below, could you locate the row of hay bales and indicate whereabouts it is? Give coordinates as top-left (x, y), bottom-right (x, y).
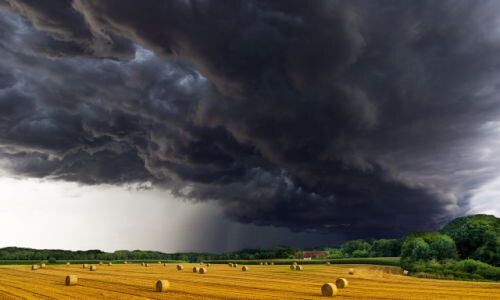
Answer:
top-left (35, 264), bottom-right (112, 271)
top-left (62, 262), bottom-right (236, 292)
top-left (321, 278), bottom-right (349, 297)
top-left (227, 261), bottom-right (307, 272)
top-left (192, 266), bottom-right (208, 274)
top-left (62, 263), bottom-right (209, 291)
top-left (227, 263), bottom-right (249, 271)
top-left (289, 261), bottom-right (303, 271)
top-left (33, 260), bottom-right (178, 267)
top-left (34, 264), bottom-right (100, 271)
top-left (321, 267), bottom-right (407, 297)
top-left (61, 266), bottom-right (353, 295)
top-left (321, 267), bottom-right (354, 297)
top-left (33, 262), bottom-right (211, 275)
top-left (59, 262), bottom-right (224, 274)
top-left (64, 275), bottom-right (171, 293)
top-left (41, 261), bottom-right (409, 296)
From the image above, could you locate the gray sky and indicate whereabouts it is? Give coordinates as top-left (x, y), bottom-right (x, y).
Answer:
top-left (0, 1), bottom-right (499, 252)
top-left (0, 174), bottom-right (497, 252)
top-left (0, 176), bottom-right (342, 252)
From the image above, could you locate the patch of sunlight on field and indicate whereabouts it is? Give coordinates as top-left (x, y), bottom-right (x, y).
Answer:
top-left (0, 263), bottom-right (498, 299)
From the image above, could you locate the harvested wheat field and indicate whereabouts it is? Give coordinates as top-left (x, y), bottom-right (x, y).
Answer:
top-left (0, 263), bottom-right (498, 299)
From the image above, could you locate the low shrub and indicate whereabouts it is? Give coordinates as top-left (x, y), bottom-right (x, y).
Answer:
top-left (404, 259), bottom-right (500, 281)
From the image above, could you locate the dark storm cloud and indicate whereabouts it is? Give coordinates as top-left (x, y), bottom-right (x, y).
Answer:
top-left (2, 0), bottom-right (135, 59)
top-left (1, 0), bottom-right (500, 239)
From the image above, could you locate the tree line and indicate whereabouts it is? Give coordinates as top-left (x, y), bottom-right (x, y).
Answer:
top-left (1, 214), bottom-right (498, 280)
top-left (0, 246), bottom-right (303, 262)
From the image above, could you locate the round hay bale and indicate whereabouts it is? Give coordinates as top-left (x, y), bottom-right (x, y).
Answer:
top-left (163, 263), bottom-right (168, 267)
top-left (264, 262), bottom-right (268, 265)
top-left (66, 262), bottom-right (70, 266)
top-left (200, 261), bottom-right (203, 264)
top-left (176, 264), bottom-right (183, 271)
top-left (259, 262), bottom-right (263, 265)
top-left (90, 265), bottom-right (97, 271)
top-left (108, 262), bottom-right (112, 266)
top-left (145, 263), bottom-right (149, 267)
top-left (242, 266), bottom-right (248, 272)
top-left (155, 280), bottom-right (170, 292)
top-left (99, 261), bottom-right (103, 265)
top-left (290, 265), bottom-right (295, 270)
top-left (233, 263), bottom-right (238, 268)
top-left (40, 264), bottom-right (46, 269)
top-left (158, 261), bottom-right (161, 264)
top-left (193, 266), bottom-right (200, 273)
top-left (270, 262), bottom-right (274, 265)
top-left (293, 262), bottom-right (297, 266)
top-left (207, 263), bottom-right (211, 267)
top-left (32, 265), bottom-right (39, 270)
top-left (124, 261), bottom-right (127, 264)
top-left (403, 270), bottom-right (409, 275)
top-left (321, 283), bottom-right (338, 297)
top-left (348, 268), bottom-right (354, 275)
top-left (199, 267), bottom-right (207, 274)
top-left (228, 263), bottom-right (233, 267)
top-left (82, 264), bottom-right (88, 268)
top-left (326, 262), bottom-right (331, 265)
top-left (295, 265), bottom-right (303, 271)
top-left (335, 278), bottom-right (348, 289)
top-left (65, 275), bottom-right (78, 286)
top-left (141, 262), bottom-right (145, 266)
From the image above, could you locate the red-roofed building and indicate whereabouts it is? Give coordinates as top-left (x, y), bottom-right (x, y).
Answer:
top-left (302, 251), bottom-right (329, 259)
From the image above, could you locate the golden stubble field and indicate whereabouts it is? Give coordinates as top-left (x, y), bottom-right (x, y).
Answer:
top-left (0, 263), bottom-right (498, 299)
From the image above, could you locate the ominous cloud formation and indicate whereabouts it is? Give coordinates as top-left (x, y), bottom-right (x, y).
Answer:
top-left (1, 0), bottom-right (500, 239)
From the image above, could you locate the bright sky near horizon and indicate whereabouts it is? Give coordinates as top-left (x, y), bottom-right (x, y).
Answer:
top-left (0, 176), bottom-right (343, 253)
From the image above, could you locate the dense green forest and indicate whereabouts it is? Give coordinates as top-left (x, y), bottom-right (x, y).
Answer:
top-left (1, 214), bottom-right (498, 280)
top-left (400, 214), bottom-right (499, 280)
top-left (0, 240), bottom-right (399, 262)
top-left (440, 214), bottom-right (499, 266)
top-left (0, 246), bottom-right (304, 262)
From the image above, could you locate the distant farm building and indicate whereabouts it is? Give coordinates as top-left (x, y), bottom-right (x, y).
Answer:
top-left (302, 251), bottom-right (329, 259)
